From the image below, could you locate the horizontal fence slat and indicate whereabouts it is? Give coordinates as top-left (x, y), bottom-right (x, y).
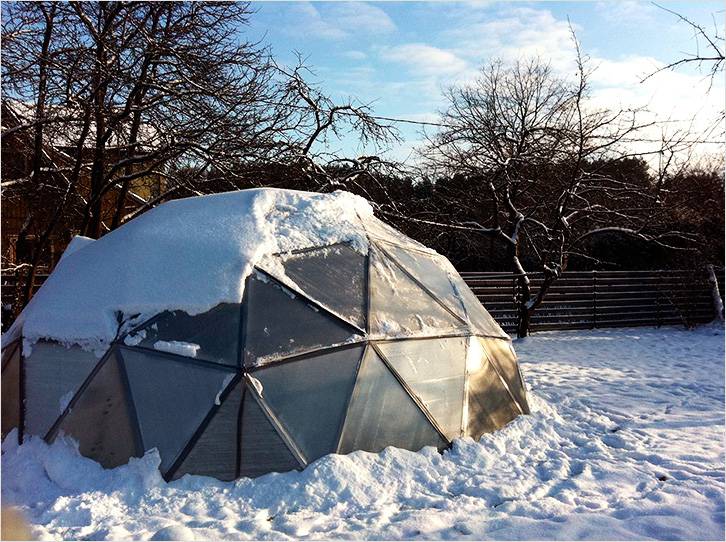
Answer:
top-left (462, 268), bottom-right (718, 333)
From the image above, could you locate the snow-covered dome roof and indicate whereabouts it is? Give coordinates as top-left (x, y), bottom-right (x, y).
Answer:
top-left (11, 188), bottom-right (429, 353)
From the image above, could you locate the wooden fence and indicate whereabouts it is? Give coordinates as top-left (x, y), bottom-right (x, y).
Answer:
top-left (461, 269), bottom-right (722, 333)
top-left (1, 269), bottom-right (723, 334)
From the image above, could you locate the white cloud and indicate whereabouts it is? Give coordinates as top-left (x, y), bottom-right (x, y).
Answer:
top-left (444, 7), bottom-right (578, 72)
top-left (284, 2), bottom-right (395, 41)
top-left (381, 43), bottom-right (469, 76)
top-left (595, 1), bottom-right (658, 25)
top-left (341, 50), bottom-right (367, 61)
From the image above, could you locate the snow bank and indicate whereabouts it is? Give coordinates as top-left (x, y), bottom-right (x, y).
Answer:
top-left (9, 189), bottom-right (376, 353)
top-left (3, 325), bottom-right (723, 540)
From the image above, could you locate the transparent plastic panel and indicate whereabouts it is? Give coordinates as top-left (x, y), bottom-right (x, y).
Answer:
top-left (379, 243), bottom-right (468, 322)
top-left (1, 344), bottom-right (20, 438)
top-left (24, 341), bottom-right (99, 437)
top-left (465, 338), bottom-right (520, 439)
top-left (362, 216), bottom-right (430, 251)
top-left (244, 271), bottom-right (362, 366)
top-left (239, 388), bottom-right (301, 478)
top-left (1, 340), bottom-right (19, 369)
top-left (339, 347), bottom-right (447, 454)
top-left (53, 351), bottom-right (139, 468)
top-left (447, 273), bottom-right (509, 339)
top-left (280, 244), bottom-right (367, 330)
top-left (126, 303), bottom-right (241, 367)
top-left (480, 338), bottom-right (529, 414)
top-left (172, 380), bottom-right (243, 481)
top-left (368, 247), bottom-right (464, 337)
top-left (120, 347), bottom-right (236, 474)
top-left (253, 345), bottom-right (364, 463)
top-left (377, 338), bottom-right (466, 440)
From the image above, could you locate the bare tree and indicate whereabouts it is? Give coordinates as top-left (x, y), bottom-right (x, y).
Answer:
top-left (420, 36), bottom-right (699, 337)
top-left (644, 3), bottom-right (724, 85)
top-left (1, 1), bottom-right (396, 319)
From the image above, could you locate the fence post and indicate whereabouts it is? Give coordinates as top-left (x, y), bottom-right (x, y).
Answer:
top-left (592, 269), bottom-right (597, 329)
top-left (656, 270), bottom-right (662, 327)
top-left (706, 264), bottom-right (724, 322)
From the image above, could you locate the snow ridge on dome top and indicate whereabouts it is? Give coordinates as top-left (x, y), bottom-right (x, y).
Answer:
top-left (10, 188), bottom-right (385, 354)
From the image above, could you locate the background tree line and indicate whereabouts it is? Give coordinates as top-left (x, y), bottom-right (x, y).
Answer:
top-left (1, 1), bottom-right (723, 336)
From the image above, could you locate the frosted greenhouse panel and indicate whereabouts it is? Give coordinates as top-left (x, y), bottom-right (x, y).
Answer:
top-left (244, 271), bottom-right (362, 366)
top-left (52, 351), bottom-right (140, 468)
top-left (239, 389), bottom-right (301, 477)
top-left (280, 243), bottom-right (367, 330)
top-left (447, 273), bottom-right (509, 339)
top-left (127, 303), bottom-right (241, 367)
top-left (1, 343), bottom-right (20, 438)
top-left (368, 247), bottom-right (464, 337)
top-left (339, 347), bottom-right (447, 454)
top-left (465, 338), bottom-right (520, 438)
top-left (23, 341), bottom-right (99, 437)
top-left (120, 347), bottom-right (236, 475)
top-left (253, 345), bottom-right (363, 463)
top-left (377, 338), bottom-right (466, 440)
top-left (480, 338), bottom-right (529, 414)
top-left (172, 380), bottom-right (243, 481)
top-left (379, 243), bottom-right (468, 322)
top-left (362, 216), bottom-right (429, 251)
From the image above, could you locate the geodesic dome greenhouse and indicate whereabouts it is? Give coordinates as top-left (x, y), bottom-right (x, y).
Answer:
top-left (1, 188), bottom-right (529, 481)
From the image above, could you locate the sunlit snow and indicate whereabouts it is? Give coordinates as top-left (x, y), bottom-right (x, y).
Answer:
top-left (2, 325), bottom-right (723, 540)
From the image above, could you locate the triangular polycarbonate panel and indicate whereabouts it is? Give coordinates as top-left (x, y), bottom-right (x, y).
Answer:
top-left (480, 337), bottom-right (529, 414)
top-left (368, 246), bottom-right (464, 336)
top-left (377, 338), bottom-right (466, 440)
top-left (253, 345), bottom-right (364, 463)
top-left (465, 337), bottom-right (520, 439)
top-left (51, 350), bottom-right (140, 468)
top-left (23, 341), bottom-right (99, 438)
top-left (239, 387), bottom-right (301, 478)
top-left (243, 271), bottom-right (363, 366)
top-left (362, 216), bottom-right (429, 251)
top-left (339, 347), bottom-right (447, 454)
top-left (124, 303), bottom-right (241, 367)
top-left (120, 347), bottom-right (236, 474)
top-left (1, 340), bottom-right (19, 370)
top-left (172, 379), bottom-right (243, 481)
top-left (378, 242), bottom-right (468, 322)
top-left (1, 343), bottom-right (21, 439)
top-left (279, 243), bottom-right (367, 330)
top-left (447, 274), bottom-right (509, 339)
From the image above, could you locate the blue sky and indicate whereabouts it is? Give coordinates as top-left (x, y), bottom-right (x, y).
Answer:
top-left (246, 1), bottom-right (724, 161)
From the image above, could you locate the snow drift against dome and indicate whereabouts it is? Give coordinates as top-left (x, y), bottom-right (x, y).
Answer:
top-left (10, 189), bottom-right (391, 353)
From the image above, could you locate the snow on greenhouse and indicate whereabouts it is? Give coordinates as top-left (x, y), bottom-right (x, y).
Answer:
top-left (1, 188), bottom-right (529, 480)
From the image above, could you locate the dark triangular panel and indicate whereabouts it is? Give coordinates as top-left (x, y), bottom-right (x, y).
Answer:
top-left (368, 247), bottom-right (464, 336)
top-left (1, 340), bottom-right (19, 370)
top-left (480, 337), bottom-right (529, 414)
top-left (378, 338), bottom-right (466, 440)
top-left (1, 343), bottom-right (21, 439)
top-left (23, 341), bottom-right (99, 438)
top-left (243, 271), bottom-right (362, 366)
top-left (51, 350), bottom-right (140, 468)
top-left (465, 338), bottom-right (521, 439)
top-left (239, 387), bottom-right (301, 478)
top-left (279, 243), bottom-right (367, 330)
top-left (120, 347), bottom-right (236, 474)
top-left (339, 347), bottom-right (447, 454)
top-left (123, 303), bottom-right (241, 367)
top-left (378, 242), bottom-right (468, 322)
top-left (171, 379), bottom-right (243, 481)
top-left (253, 345), bottom-right (364, 463)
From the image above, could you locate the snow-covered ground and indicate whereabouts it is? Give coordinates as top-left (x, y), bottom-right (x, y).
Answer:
top-left (2, 325), bottom-right (724, 540)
